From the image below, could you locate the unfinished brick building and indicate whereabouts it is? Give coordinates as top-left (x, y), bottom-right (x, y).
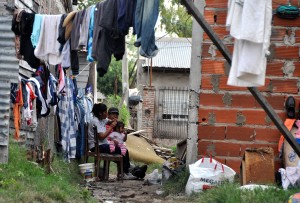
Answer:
top-left (198, 0), bottom-right (300, 173)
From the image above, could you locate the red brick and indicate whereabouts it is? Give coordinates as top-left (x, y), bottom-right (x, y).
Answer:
top-left (272, 0), bottom-right (299, 9)
top-left (273, 46), bottom-right (299, 59)
top-left (198, 140), bottom-right (213, 155)
top-left (198, 125), bottom-right (226, 140)
top-left (218, 76), bottom-right (270, 92)
top-left (231, 94), bottom-right (256, 108)
top-left (293, 62), bottom-right (300, 77)
top-left (269, 79), bottom-right (298, 94)
top-left (200, 93), bottom-right (225, 107)
top-left (198, 140), bottom-right (241, 157)
top-left (202, 59), bottom-right (226, 74)
top-left (296, 30), bottom-right (300, 43)
top-left (271, 28), bottom-right (286, 41)
top-left (226, 157), bottom-right (242, 174)
top-left (240, 110), bottom-right (268, 125)
top-left (262, 94), bottom-right (285, 110)
top-left (203, 26), bottom-right (229, 41)
top-left (214, 141), bottom-right (241, 157)
top-left (205, 0), bottom-right (228, 8)
top-left (202, 43), bottom-right (234, 58)
top-left (226, 126), bottom-right (255, 141)
top-left (199, 108), bottom-right (270, 125)
top-left (204, 10), bottom-right (227, 25)
top-left (266, 61), bottom-right (284, 76)
top-left (273, 16), bottom-right (300, 27)
top-left (254, 128), bottom-right (281, 143)
top-left (214, 156), bottom-right (226, 164)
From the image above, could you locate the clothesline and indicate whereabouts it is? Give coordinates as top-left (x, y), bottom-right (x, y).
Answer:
top-left (74, 62), bottom-right (91, 78)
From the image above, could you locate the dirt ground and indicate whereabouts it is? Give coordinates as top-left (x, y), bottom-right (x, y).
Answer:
top-left (86, 175), bottom-right (187, 203)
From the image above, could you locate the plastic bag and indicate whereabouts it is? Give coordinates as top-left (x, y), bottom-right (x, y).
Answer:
top-left (185, 157), bottom-right (236, 195)
top-left (144, 169), bottom-right (162, 185)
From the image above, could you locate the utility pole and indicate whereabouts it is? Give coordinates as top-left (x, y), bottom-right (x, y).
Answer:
top-left (187, 0), bottom-right (205, 165)
top-left (120, 43), bottom-right (129, 109)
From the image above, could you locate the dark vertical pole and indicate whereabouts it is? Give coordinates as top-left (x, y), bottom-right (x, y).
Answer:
top-left (150, 58), bottom-right (153, 87)
top-left (181, 0), bottom-right (300, 156)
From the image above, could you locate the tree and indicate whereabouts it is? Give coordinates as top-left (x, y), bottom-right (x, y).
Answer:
top-left (160, 0), bottom-right (192, 38)
top-left (77, 0), bottom-right (99, 9)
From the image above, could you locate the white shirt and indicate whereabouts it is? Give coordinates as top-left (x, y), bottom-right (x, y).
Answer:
top-left (88, 117), bottom-right (108, 149)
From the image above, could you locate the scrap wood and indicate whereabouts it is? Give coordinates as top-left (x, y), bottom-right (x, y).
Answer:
top-left (152, 145), bottom-right (172, 152)
top-left (126, 129), bottom-right (158, 146)
top-left (245, 147), bottom-right (273, 154)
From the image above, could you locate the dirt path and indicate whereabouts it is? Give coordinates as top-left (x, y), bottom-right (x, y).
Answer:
top-left (87, 175), bottom-right (187, 203)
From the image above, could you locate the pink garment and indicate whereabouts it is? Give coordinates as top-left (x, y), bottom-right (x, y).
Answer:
top-left (295, 120), bottom-right (300, 138)
top-left (58, 64), bottom-right (65, 93)
top-left (108, 131), bottom-right (127, 156)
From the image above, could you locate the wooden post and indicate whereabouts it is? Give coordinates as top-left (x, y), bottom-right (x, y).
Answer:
top-left (150, 58), bottom-right (153, 87)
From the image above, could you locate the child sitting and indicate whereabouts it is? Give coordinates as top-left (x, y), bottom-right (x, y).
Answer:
top-left (108, 121), bottom-right (127, 156)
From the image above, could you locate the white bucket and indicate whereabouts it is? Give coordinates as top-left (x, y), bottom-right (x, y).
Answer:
top-left (78, 163), bottom-right (95, 182)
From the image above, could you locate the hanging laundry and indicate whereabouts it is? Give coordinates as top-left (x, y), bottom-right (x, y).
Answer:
top-left (57, 64), bottom-right (65, 93)
top-left (226, 0), bottom-right (272, 87)
top-left (87, 5), bottom-right (95, 62)
top-left (134, 0), bottom-right (159, 58)
top-left (79, 6), bottom-right (93, 48)
top-left (118, 0), bottom-right (137, 36)
top-left (11, 11), bottom-right (40, 69)
top-left (71, 9), bottom-right (86, 51)
top-left (28, 77), bottom-right (50, 117)
top-left (13, 83), bottom-right (23, 140)
top-left (58, 77), bottom-right (77, 161)
top-left (11, 9), bottom-right (25, 60)
top-left (31, 14), bottom-right (44, 48)
top-left (63, 11), bottom-right (77, 43)
top-left (23, 82), bottom-right (37, 126)
top-left (11, 83), bottom-right (18, 104)
top-left (57, 14), bottom-right (68, 52)
top-left (34, 15), bottom-right (63, 65)
top-left (92, 0), bottom-right (125, 77)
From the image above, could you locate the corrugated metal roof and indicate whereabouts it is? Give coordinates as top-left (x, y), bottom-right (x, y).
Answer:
top-left (143, 38), bottom-right (192, 69)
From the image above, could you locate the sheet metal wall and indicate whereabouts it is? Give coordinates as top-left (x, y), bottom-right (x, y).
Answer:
top-left (0, 1), bottom-right (18, 163)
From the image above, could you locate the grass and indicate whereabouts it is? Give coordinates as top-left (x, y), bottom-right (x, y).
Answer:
top-left (161, 168), bottom-right (300, 203)
top-left (190, 182), bottom-right (299, 203)
top-left (0, 141), bottom-right (96, 203)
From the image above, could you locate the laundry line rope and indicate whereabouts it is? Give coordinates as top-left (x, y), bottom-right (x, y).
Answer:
top-left (74, 62), bottom-right (91, 78)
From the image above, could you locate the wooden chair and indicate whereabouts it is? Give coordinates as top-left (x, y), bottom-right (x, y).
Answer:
top-left (84, 123), bottom-right (124, 182)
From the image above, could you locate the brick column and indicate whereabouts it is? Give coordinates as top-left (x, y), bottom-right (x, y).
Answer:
top-left (141, 86), bottom-right (155, 140)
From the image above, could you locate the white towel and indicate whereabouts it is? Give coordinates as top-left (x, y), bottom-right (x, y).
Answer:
top-left (34, 15), bottom-right (62, 65)
top-left (227, 0), bottom-right (272, 87)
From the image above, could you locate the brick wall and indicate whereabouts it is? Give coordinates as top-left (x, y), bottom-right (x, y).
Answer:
top-left (38, 0), bottom-right (65, 14)
top-left (199, 0), bottom-right (300, 173)
top-left (141, 86), bottom-right (155, 139)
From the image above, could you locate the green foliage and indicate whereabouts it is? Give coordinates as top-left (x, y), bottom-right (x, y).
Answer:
top-left (119, 104), bottom-right (130, 126)
top-left (78, 0), bottom-right (103, 9)
top-left (160, 0), bottom-right (192, 37)
top-left (97, 58), bottom-right (122, 96)
top-left (188, 182), bottom-right (299, 203)
top-left (163, 169), bottom-right (190, 195)
top-left (104, 95), bottom-right (130, 126)
top-left (105, 94), bottom-right (121, 109)
top-left (0, 142), bottom-right (96, 202)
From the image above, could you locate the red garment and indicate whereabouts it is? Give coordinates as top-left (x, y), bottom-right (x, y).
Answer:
top-left (278, 118), bottom-right (296, 153)
top-left (13, 84), bottom-right (24, 140)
